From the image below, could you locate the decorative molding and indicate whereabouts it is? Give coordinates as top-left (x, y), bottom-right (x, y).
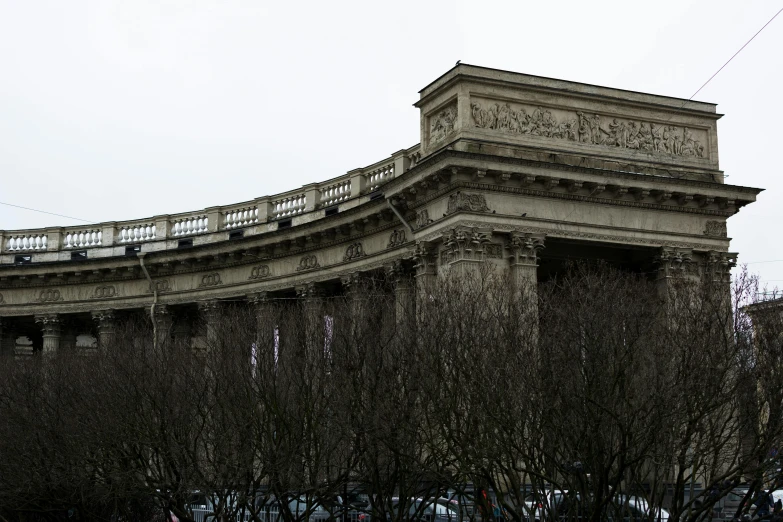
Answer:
top-left (248, 264), bottom-right (271, 280)
top-left (655, 248), bottom-right (696, 277)
top-left (470, 100), bottom-right (706, 158)
top-left (296, 255), bottom-right (320, 272)
top-left (445, 191), bottom-right (490, 215)
top-left (388, 229), bottom-right (407, 248)
top-left (344, 242), bottom-right (366, 261)
top-left (429, 103), bottom-right (457, 146)
top-left (198, 272), bottom-right (223, 288)
top-left (704, 220), bottom-right (728, 238)
top-left (92, 285), bottom-right (117, 299)
top-left (34, 289), bottom-right (63, 303)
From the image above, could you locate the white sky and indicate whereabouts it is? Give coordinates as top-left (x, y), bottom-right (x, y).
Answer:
top-left (1, 0), bottom-right (781, 289)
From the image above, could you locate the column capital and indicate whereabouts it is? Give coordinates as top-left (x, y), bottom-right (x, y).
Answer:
top-left (295, 282), bottom-right (322, 299)
top-left (412, 241), bottom-right (437, 278)
top-left (247, 291), bottom-right (271, 306)
top-left (506, 232), bottom-right (545, 266)
top-left (34, 313), bottom-right (61, 332)
top-left (442, 226), bottom-right (493, 266)
top-left (655, 247), bottom-right (696, 279)
top-left (340, 272), bottom-right (362, 292)
top-left (702, 250), bottom-right (737, 282)
top-left (92, 309), bottom-right (117, 349)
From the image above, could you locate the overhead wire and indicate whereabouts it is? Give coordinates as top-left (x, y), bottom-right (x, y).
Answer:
top-left (0, 201), bottom-right (93, 224)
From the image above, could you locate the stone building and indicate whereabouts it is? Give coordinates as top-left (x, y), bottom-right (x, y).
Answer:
top-left (0, 64), bottom-right (763, 353)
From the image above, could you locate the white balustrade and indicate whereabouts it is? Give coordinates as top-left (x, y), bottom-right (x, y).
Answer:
top-left (118, 223), bottom-right (156, 243)
top-left (171, 215), bottom-right (209, 236)
top-left (64, 229), bottom-right (102, 248)
top-left (320, 179), bottom-right (351, 207)
top-left (5, 234), bottom-right (48, 251)
top-left (224, 206), bottom-right (258, 229)
top-left (272, 193), bottom-right (307, 219)
top-left (366, 162), bottom-right (395, 192)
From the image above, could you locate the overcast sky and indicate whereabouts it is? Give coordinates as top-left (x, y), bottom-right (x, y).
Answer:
top-left (1, 0), bottom-right (781, 289)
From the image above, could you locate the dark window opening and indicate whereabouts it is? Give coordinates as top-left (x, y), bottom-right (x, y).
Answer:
top-left (178, 238), bottom-right (193, 249)
top-left (125, 245), bottom-right (142, 257)
top-left (324, 206), bottom-right (339, 217)
top-left (277, 219), bottom-right (292, 229)
top-left (229, 230), bottom-right (244, 240)
top-left (70, 250), bottom-right (87, 260)
top-left (14, 254), bottom-right (32, 265)
top-left (369, 191), bottom-right (384, 201)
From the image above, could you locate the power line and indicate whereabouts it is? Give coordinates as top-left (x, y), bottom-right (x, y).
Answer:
top-left (686, 6), bottom-right (783, 102)
top-left (0, 201), bottom-right (93, 224)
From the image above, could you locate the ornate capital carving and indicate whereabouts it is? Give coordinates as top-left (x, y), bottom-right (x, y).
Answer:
top-left (247, 291), bottom-right (271, 306)
top-left (295, 282), bottom-right (321, 299)
top-left (445, 191), bottom-right (491, 215)
top-left (506, 233), bottom-right (545, 266)
top-left (35, 314), bottom-right (61, 336)
top-left (441, 226), bottom-right (493, 265)
top-left (655, 248), bottom-right (695, 278)
top-left (413, 241), bottom-right (437, 277)
top-left (703, 251), bottom-right (737, 282)
top-left (340, 272), bottom-right (362, 291)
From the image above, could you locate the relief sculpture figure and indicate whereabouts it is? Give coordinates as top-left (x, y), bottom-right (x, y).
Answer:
top-left (471, 101), bottom-right (704, 158)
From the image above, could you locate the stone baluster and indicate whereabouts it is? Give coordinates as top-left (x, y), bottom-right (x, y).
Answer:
top-left (35, 314), bottom-right (61, 354)
top-left (92, 309), bottom-right (117, 349)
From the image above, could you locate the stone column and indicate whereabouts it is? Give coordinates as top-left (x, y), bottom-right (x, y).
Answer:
top-left (655, 247), bottom-right (698, 310)
top-left (0, 317), bottom-right (16, 356)
top-left (386, 260), bottom-right (414, 326)
top-left (152, 304), bottom-right (173, 350)
top-left (171, 310), bottom-right (193, 350)
top-left (197, 300), bottom-right (221, 351)
top-left (92, 309), bottom-right (117, 349)
top-left (441, 226), bottom-right (493, 278)
top-left (506, 232), bottom-right (545, 303)
top-left (413, 241), bottom-right (437, 299)
top-left (34, 314), bottom-right (61, 354)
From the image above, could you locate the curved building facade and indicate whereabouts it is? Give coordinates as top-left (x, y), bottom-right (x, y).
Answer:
top-left (0, 64), bottom-right (763, 353)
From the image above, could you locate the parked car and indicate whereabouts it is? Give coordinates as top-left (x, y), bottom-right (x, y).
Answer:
top-left (392, 497), bottom-right (461, 521)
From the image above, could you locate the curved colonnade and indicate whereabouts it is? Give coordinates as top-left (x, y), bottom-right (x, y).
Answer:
top-left (0, 64), bottom-right (763, 354)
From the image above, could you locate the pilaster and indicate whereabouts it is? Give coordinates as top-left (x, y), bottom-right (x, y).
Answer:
top-left (506, 232), bottom-right (545, 298)
top-left (386, 259), bottom-right (414, 326)
top-left (413, 241), bottom-right (437, 299)
top-left (34, 313), bottom-right (61, 354)
top-left (197, 300), bottom-right (221, 350)
top-left (152, 304), bottom-right (173, 349)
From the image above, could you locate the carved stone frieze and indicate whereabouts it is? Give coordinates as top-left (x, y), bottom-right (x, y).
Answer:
top-left (446, 191), bottom-right (490, 215)
top-left (704, 220), bottom-right (728, 238)
top-left (34, 289), bottom-right (63, 303)
top-left (198, 272), bottom-right (223, 288)
top-left (388, 229), bottom-right (407, 248)
top-left (249, 264), bottom-right (271, 280)
top-left (296, 255), bottom-right (320, 272)
top-left (92, 285), bottom-right (117, 299)
top-left (470, 100), bottom-right (706, 158)
top-left (428, 103), bottom-right (457, 146)
top-left (344, 242), bottom-right (365, 261)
